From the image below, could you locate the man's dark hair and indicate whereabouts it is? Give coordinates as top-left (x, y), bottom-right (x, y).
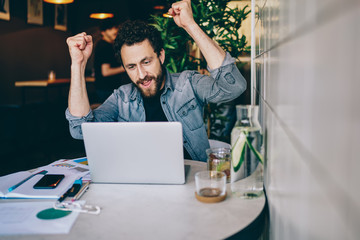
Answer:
top-left (99, 18), bottom-right (118, 32)
top-left (114, 20), bottom-right (164, 65)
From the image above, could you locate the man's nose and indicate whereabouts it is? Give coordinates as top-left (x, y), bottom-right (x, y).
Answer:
top-left (138, 66), bottom-right (146, 79)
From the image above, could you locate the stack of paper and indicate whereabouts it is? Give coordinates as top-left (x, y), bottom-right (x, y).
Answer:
top-left (0, 158), bottom-right (89, 199)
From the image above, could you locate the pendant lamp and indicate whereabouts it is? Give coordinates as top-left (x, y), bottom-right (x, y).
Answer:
top-left (89, 13), bottom-right (114, 19)
top-left (44, 0), bottom-right (74, 4)
top-left (89, 1), bottom-right (114, 19)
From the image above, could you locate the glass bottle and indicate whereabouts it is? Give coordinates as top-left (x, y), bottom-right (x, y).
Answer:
top-left (230, 105), bottom-right (264, 198)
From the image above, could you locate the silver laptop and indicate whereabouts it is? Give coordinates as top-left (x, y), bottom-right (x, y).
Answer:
top-left (81, 122), bottom-right (185, 184)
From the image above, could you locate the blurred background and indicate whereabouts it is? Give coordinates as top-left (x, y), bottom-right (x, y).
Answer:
top-left (0, 0), bottom-right (171, 176)
top-left (0, 0), bottom-right (252, 176)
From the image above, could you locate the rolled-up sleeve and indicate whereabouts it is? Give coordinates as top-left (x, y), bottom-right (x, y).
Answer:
top-left (65, 108), bottom-right (94, 139)
top-left (192, 52), bottom-right (247, 104)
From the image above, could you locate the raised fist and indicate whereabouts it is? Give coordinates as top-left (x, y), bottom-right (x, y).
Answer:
top-left (66, 32), bottom-right (93, 65)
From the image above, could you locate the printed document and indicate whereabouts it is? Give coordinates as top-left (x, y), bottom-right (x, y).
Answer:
top-left (0, 201), bottom-right (81, 235)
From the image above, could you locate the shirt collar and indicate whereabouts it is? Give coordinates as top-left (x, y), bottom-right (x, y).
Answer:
top-left (163, 68), bottom-right (174, 93)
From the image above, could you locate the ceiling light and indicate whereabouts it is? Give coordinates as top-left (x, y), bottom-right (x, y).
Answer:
top-left (44, 0), bottom-right (74, 4)
top-left (153, 5), bottom-right (165, 10)
top-left (89, 13), bottom-right (114, 19)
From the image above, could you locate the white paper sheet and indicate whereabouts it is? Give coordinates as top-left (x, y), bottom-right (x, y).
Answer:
top-left (0, 201), bottom-right (81, 235)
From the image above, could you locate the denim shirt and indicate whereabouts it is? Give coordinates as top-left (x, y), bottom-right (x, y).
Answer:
top-left (65, 52), bottom-right (246, 162)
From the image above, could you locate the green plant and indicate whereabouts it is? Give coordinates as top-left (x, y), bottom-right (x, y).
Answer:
top-left (150, 0), bottom-right (250, 142)
top-left (151, 15), bottom-right (200, 72)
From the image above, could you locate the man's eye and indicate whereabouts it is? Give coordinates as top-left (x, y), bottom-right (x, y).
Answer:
top-left (144, 60), bottom-right (150, 65)
top-left (128, 66), bottom-right (135, 70)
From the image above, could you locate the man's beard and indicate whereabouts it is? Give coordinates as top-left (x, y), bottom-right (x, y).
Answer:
top-left (135, 65), bottom-right (165, 98)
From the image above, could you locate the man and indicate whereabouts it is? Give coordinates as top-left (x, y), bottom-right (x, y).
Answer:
top-left (65, 0), bottom-right (246, 162)
top-left (93, 19), bottom-right (130, 103)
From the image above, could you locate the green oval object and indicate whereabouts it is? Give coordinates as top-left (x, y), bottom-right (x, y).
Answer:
top-left (36, 208), bottom-right (71, 220)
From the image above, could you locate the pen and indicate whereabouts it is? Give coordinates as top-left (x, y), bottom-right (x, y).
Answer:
top-left (72, 181), bottom-right (90, 201)
top-left (8, 170), bottom-right (48, 192)
top-left (57, 190), bottom-right (69, 203)
top-left (58, 181), bottom-right (82, 202)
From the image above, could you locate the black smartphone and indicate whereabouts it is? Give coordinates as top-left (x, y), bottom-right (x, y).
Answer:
top-left (33, 174), bottom-right (65, 189)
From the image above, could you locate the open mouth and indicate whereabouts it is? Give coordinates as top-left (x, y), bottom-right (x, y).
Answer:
top-left (138, 76), bottom-right (154, 89)
top-left (140, 79), bottom-right (152, 88)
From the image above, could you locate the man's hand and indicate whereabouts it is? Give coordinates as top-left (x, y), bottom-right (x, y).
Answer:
top-left (66, 32), bottom-right (93, 66)
top-left (168, 0), bottom-right (196, 30)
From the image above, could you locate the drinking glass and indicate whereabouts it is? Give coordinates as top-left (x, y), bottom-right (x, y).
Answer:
top-left (195, 171), bottom-right (226, 203)
top-left (206, 148), bottom-right (231, 183)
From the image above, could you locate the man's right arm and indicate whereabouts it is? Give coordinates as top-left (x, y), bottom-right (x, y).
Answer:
top-left (66, 32), bottom-right (93, 117)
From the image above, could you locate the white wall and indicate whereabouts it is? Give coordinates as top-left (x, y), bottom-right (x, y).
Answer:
top-left (252, 0), bottom-right (360, 239)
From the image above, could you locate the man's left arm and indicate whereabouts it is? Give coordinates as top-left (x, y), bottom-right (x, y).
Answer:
top-left (169, 0), bottom-right (225, 69)
top-left (169, 0), bottom-right (247, 103)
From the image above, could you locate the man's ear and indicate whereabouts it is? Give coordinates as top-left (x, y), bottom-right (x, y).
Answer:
top-left (159, 49), bottom-right (165, 64)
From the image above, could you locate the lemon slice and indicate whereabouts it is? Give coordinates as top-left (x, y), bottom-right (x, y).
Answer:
top-left (231, 132), bottom-right (247, 172)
